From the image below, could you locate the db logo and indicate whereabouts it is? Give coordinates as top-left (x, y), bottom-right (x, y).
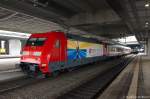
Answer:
top-left (31, 46), bottom-right (36, 49)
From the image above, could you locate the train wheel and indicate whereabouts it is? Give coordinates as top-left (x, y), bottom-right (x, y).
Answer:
top-left (68, 66), bottom-right (79, 72)
top-left (45, 73), bottom-right (50, 78)
top-left (68, 68), bottom-right (74, 72)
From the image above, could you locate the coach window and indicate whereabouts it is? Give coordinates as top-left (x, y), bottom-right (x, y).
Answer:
top-left (55, 40), bottom-right (60, 48)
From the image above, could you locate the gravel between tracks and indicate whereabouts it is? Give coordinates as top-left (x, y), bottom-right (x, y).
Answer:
top-left (98, 56), bottom-right (137, 99)
top-left (0, 57), bottom-right (128, 99)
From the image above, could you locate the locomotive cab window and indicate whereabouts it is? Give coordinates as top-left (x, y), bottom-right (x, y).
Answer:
top-left (55, 40), bottom-right (60, 48)
top-left (26, 37), bottom-right (47, 46)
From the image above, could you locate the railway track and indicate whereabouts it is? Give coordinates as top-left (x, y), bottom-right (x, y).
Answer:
top-left (0, 76), bottom-right (48, 94)
top-left (0, 55), bottom-right (134, 97)
top-left (57, 55), bottom-right (136, 99)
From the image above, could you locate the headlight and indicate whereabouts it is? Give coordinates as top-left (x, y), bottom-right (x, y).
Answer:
top-left (33, 52), bottom-right (41, 56)
top-left (41, 64), bottom-right (47, 67)
top-left (22, 51), bottom-right (29, 55)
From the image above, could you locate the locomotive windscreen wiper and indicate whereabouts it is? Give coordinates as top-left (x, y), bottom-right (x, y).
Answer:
top-left (26, 37), bottom-right (47, 46)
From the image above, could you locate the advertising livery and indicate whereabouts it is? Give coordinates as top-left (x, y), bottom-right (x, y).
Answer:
top-left (67, 39), bottom-right (103, 59)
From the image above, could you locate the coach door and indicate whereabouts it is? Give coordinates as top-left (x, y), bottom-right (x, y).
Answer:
top-left (103, 43), bottom-right (107, 56)
top-left (54, 38), bottom-right (66, 63)
top-left (54, 39), bottom-right (61, 62)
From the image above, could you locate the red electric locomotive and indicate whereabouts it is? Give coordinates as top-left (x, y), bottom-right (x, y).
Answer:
top-left (20, 31), bottom-right (131, 77)
top-left (20, 32), bottom-right (67, 76)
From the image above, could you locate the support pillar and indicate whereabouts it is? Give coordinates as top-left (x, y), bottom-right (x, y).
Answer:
top-left (5, 40), bottom-right (9, 54)
top-left (147, 38), bottom-right (150, 56)
top-left (9, 39), bottom-right (21, 55)
top-left (144, 43), bottom-right (147, 55)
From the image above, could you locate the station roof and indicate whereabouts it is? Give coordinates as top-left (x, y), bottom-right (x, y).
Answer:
top-left (0, 0), bottom-right (148, 43)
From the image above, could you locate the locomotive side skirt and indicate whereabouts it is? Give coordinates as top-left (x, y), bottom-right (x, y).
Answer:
top-left (49, 56), bottom-right (108, 72)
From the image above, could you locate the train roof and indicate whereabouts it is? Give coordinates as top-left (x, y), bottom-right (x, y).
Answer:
top-left (67, 33), bottom-right (100, 44)
top-left (110, 44), bottom-right (131, 49)
top-left (29, 31), bottom-right (130, 47)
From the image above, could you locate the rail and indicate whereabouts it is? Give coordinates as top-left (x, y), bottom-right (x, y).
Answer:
top-left (57, 55), bottom-right (136, 99)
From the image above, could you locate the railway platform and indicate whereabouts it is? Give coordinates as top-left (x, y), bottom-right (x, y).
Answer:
top-left (0, 55), bottom-right (20, 59)
top-left (0, 56), bottom-right (20, 71)
top-left (0, 69), bottom-right (24, 83)
top-left (0, 55), bottom-right (23, 83)
top-left (98, 55), bottom-right (150, 99)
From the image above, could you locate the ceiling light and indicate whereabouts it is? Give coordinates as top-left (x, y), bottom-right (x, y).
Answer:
top-left (146, 22), bottom-right (149, 25)
top-left (145, 3), bottom-right (149, 7)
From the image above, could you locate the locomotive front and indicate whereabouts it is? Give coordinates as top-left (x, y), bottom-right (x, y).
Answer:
top-left (20, 34), bottom-right (49, 77)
